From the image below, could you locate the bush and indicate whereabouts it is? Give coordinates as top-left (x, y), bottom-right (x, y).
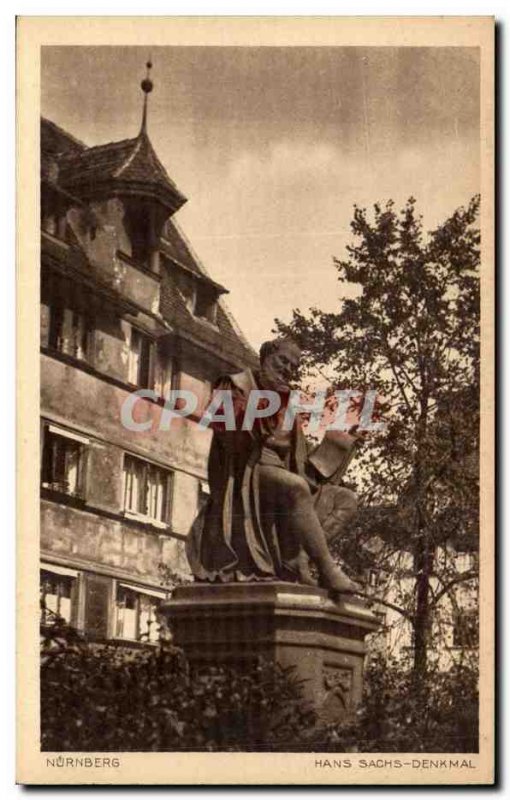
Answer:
top-left (40, 616), bottom-right (315, 752)
top-left (306, 653), bottom-right (479, 753)
top-left (41, 619), bottom-right (478, 752)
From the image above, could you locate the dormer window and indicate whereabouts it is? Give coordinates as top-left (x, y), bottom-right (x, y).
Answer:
top-left (194, 285), bottom-right (217, 324)
top-left (174, 269), bottom-right (196, 313)
top-left (173, 269), bottom-right (217, 324)
top-left (130, 211), bottom-right (152, 269)
top-left (123, 201), bottom-right (162, 273)
top-left (41, 191), bottom-right (69, 242)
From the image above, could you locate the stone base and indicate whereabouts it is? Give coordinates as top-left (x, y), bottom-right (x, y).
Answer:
top-left (162, 581), bottom-right (379, 723)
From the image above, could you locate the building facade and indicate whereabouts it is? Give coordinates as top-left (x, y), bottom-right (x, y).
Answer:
top-left (364, 545), bottom-right (478, 671)
top-left (39, 74), bottom-right (257, 643)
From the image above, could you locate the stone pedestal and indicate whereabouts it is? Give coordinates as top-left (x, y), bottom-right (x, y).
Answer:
top-left (162, 582), bottom-right (379, 722)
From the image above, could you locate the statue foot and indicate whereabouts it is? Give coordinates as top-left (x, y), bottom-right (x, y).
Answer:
top-left (318, 564), bottom-right (361, 595)
top-left (298, 552), bottom-right (318, 587)
top-left (299, 566), bottom-right (318, 587)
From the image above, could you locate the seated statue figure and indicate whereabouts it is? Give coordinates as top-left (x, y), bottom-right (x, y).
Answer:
top-left (186, 337), bottom-right (362, 594)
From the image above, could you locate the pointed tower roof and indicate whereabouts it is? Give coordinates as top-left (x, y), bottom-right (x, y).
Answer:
top-left (57, 62), bottom-right (187, 215)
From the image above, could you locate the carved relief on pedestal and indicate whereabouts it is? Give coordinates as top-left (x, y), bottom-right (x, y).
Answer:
top-left (321, 664), bottom-right (354, 718)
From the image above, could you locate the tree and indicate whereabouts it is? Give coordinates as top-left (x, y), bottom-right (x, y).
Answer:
top-left (276, 196), bottom-right (480, 680)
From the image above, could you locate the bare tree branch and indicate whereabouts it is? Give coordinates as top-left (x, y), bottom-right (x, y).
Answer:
top-left (355, 591), bottom-right (413, 620)
top-left (430, 570), bottom-right (478, 607)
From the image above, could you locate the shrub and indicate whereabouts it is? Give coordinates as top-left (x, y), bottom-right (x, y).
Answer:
top-left (41, 618), bottom-right (478, 753)
top-left (40, 616), bottom-right (315, 752)
top-left (306, 653), bottom-right (479, 753)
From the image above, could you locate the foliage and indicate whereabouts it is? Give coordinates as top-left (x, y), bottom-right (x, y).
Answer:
top-left (275, 196), bottom-right (481, 675)
top-left (316, 652), bottom-right (478, 753)
top-left (41, 618), bottom-right (478, 753)
top-left (157, 561), bottom-right (193, 590)
top-left (40, 616), bottom-right (315, 752)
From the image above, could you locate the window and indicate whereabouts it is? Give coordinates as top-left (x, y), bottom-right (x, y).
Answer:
top-left (174, 268), bottom-right (218, 323)
top-left (173, 269), bottom-right (196, 314)
top-left (194, 286), bottom-right (217, 324)
top-left (48, 306), bottom-right (92, 361)
top-left (453, 610), bottom-right (478, 649)
top-left (128, 326), bottom-right (154, 388)
top-left (365, 569), bottom-right (388, 589)
top-left (124, 204), bottom-right (153, 270)
top-left (373, 609), bottom-right (387, 626)
top-left (153, 346), bottom-right (173, 400)
top-left (455, 552), bottom-right (474, 573)
top-left (41, 211), bottom-right (68, 241)
top-left (41, 425), bottom-right (88, 497)
top-left (365, 569), bottom-right (379, 589)
top-left (83, 574), bottom-right (111, 639)
top-left (40, 566), bottom-right (78, 625)
top-left (115, 584), bottom-right (164, 642)
top-left (123, 454), bottom-right (171, 525)
top-left (42, 213), bottom-right (58, 236)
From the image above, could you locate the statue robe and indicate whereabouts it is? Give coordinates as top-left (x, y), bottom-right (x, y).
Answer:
top-left (186, 369), bottom-right (309, 582)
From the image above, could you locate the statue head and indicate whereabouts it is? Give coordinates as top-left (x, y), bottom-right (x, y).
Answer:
top-left (259, 337), bottom-right (302, 392)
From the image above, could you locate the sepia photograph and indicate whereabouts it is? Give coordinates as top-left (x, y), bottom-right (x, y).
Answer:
top-left (16, 16), bottom-right (494, 785)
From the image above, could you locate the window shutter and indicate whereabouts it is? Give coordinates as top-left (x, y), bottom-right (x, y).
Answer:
top-left (154, 348), bottom-right (173, 399)
top-left (48, 305), bottom-right (64, 350)
top-left (83, 575), bottom-right (111, 639)
top-left (148, 340), bottom-right (156, 390)
top-left (128, 326), bottom-right (141, 385)
top-left (41, 304), bottom-right (51, 348)
top-left (78, 445), bottom-right (89, 499)
top-left (85, 318), bottom-right (95, 365)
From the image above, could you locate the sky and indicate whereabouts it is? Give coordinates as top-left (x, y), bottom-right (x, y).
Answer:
top-left (41, 46), bottom-right (480, 350)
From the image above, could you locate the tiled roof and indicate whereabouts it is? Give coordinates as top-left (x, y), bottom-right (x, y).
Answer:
top-left (159, 218), bottom-right (256, 367)
top-left (160, 219), bottom-right (204, 277)
top-left (40, 117), bottom-right (257, 370)
top-left (56, 131), bottom-right (186, 212)
top-left (160, 219), bottom-right (227, 294)
top-left (41, 117), bottom-right (86, 158)
top-left (215, 304), bottom-right (259, 368)
top-left (57, 138), bottom-right (135, 186)
top-left (160, 264), bottom-right (258, 370)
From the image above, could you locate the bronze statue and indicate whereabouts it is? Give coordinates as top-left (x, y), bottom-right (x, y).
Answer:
top-left (186, 338), bottom-right (362, 594)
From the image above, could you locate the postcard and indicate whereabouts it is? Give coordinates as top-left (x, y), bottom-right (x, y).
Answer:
top-left (17, 15), bottom-right (494, 785)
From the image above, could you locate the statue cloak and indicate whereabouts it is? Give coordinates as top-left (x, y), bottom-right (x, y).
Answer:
top-left (186, 369), bottom-right (309, 582)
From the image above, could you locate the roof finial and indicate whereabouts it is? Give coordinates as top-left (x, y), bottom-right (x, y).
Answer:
top-left (140, 59), bottom-right (153, 135)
